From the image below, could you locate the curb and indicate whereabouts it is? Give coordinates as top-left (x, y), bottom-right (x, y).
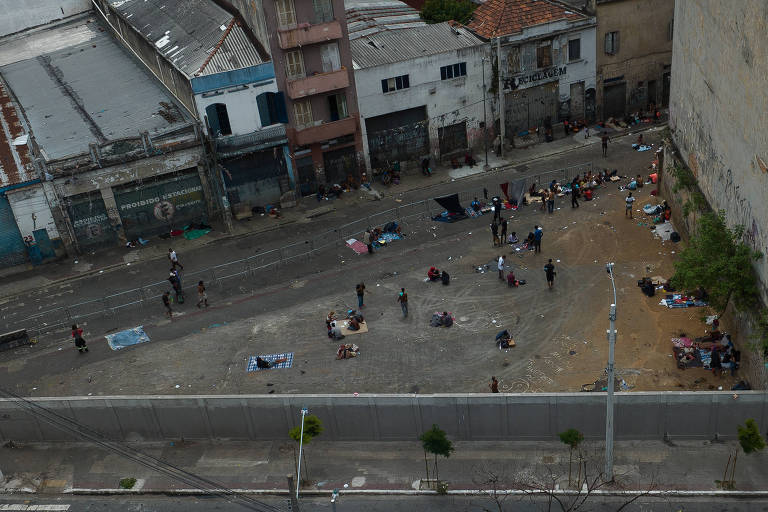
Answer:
top-left (53, 487), bottom-right (768, 498)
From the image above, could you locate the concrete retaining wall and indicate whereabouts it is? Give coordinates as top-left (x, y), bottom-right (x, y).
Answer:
top-left (2, 393), bottom-right (767, 443)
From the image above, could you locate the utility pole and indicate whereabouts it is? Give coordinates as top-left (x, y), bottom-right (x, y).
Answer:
top-left (296, 407), bottom-right (308, 500)
top-left (496, 37), bottom-right (505, 159)
top-left (481, 56), bottom-right (489, 170)
top-left (605, 262), bottom-right (617, 481)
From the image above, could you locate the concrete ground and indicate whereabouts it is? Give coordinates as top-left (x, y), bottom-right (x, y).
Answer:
top-left (0, 125), bottom-right (741, 397)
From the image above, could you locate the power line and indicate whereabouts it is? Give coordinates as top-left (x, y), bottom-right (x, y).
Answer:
top-left (0, 387), bottom-right (286, 512)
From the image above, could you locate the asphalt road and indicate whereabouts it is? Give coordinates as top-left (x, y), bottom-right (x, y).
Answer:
top-left (2, 494), bottom-right (767, 512)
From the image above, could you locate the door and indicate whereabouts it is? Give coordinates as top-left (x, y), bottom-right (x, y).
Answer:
top-left (505, 83), bottom-right (558, 135)
top-left (320, 43), bottom-right (341, 73)
top-left (66, 191), bottom-right (117, 250)
top-left (0, 194), bottom-right (28, 267)
top-left (569, 81), bottom-right (585, 120)
top-left (323, 146), bottom-right (358, 184)
top-left (662, 72), bottom-right (671, 106)
top-left (438, 121), bottom-right (468, 158)
top-left (603, 82), bottom-right (627, 118)
top-left (296, 156), bottom-right (317, 196)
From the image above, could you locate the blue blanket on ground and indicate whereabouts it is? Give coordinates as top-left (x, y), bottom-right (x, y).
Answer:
top-left (105, 326), bottom-right (150, 351)
top-left (247, 352), bottom-right (294, 372)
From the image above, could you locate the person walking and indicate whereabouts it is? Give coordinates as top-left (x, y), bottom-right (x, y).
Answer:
top-left (533, 225), bottom-right (543, 254)
top-left (490, 221), bottom-right (499, 247)
top-left (196, 280), bottom-right (209, 308)
top-left (363, 229), bottom-right (374, 255)
top-left (497, 254), bottom-right (506, 280)
top-left (571, 183), bottom-right (580, 208)
top-left (625, 191), bottom-right (635, 218)
top-left (489, 376), bottom-right (499, 393)
top-left (601, 132), bottom-right (610, 157)
top-left (168, 248), bottom-right (184, 270)
top-left (544, 259), bottom-right (556, 289)
top-left (162, 291), bottom-right (173, 318)
top-left (397, 288), bottom-right (408, 317)
top-left (71, 324), bottom-right (88, 353)
top-left (500, 218), bottom-right (508, 243)
top-left (546, 189), bottom-right (555, 214)
top-left (168, 270), bottom-right (183, 303)
top-left (356, 282), bottom-right (366, 308)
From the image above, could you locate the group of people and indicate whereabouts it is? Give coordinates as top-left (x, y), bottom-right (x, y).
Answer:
top-left (161, 248), bottom-right (209, 320)
top-left (427, 266), bottom-right (450, 285)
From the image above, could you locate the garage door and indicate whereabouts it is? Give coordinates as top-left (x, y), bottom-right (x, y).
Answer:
top-left (114, 171), bottom-right (205, 240)
top-left (222, 148), bottom-right (285, 208)
top-left (505, 82), bottom-right (559, 136)
top-left (0, 193), bottom-right (27, 267)
top-left (366, 106), bottom-right (428, 167)
top-left (66, 191), bottom-right (117, 250)
top-left (603, 82), bottom-right (627, 118)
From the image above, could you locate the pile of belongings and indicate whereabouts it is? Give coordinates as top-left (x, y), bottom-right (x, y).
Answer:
top-left (495, 330), bottom-right (516, 349)
top-left (659, 293), bottom-right (708, 308)
top-left (430, 311), bottom-right (454, 327)
top-left (336, 343), bottom-right (360, 359)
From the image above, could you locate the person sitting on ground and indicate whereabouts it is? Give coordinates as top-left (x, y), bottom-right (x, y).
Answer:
top-left (471, 197), bottom-right (482, 212)
top-left (464, 152), bottom-right (476, 167)
top-left (528, 183), bottom-right (537, 197)
top-left (441, 311), bottom-right (453, 327)
top-left (636, 174), bottom-right (644, 189)
top-left (326, 310), bottom-right (336, 337)
top-left (330, 321), bottom-right (345, 340)
top-left (428, 266), bottom-right (441, 281)
top-left (256, 356), bottom-right (272, 369)
top-left (583, 188), bottom-right (593, 201)
top-left (441, 270), bottom-right (450, 285)
top-left (383, 221), bottom-right (401, 234)
top-left (347, 316), bottom-right (360, 331)
top-left (507, 271), bottom-right (517, 287)
top-left (495, 330), bottom-right (512, 349)
top-left (508, 231), bottom-right (518, 244)
top-left (451, 156), bottom-right (460, 169)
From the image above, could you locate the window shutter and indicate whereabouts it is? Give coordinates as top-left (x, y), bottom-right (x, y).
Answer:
top-left (614, 32), bottom-right (620, 54)
top-left (604, 32), bottom-right (612, 54)
top-left (256, 93), bottom-right (271, 126)
top-left (275, 92), bottom-right (288, 124)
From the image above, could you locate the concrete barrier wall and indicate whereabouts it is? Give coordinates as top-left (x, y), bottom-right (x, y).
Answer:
top-left (1, 392), bottom-right (766, 443)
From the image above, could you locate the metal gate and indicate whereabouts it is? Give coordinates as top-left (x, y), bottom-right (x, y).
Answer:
top-left (66, 191), bottom-right (117, 250)
top-left (221, 148), bottom-right (284, 208)
top-left (505, 82), bottom-right (559, 135)
top-left (438, 121), bottom-right (468, 158)
top-left (0, 193), bottom-right (27, 267)
top-left (603, 82), bottom-right (627, 118)
top-left (114, 171), bottom-right (205, 240)
top-left (366, 106), bottom-right (428, 167)
top-left (323, 146), bottom-right (358, 184)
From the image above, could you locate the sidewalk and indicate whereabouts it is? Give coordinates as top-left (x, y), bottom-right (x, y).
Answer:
top-left (1, 438), bottom-right (764, 495)
top-left (0, 120), bottom-right (666, 300)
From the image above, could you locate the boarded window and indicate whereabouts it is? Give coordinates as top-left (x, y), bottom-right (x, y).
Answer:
top-left (536, 43), bottom-right (552, 68)
top-left (276, 0), bottom-right (296, 27)
top-left (294, 100), bottom-right (313, 127)
top-left (605, 31), bottom-right (620, 55)
top-left (506, 46), bottom-right (520, 74)
top-left (285, 50), bottom-right (305, 79)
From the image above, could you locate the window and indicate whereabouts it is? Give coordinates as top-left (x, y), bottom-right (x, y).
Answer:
top-left (320, 43), bottom-right (341, 73)
top-left (328, 93), bottom-right (348, 121)
top-left (381, 74), bottom-right (410, 93)
top-left (568, 38), bottom-right (581, 61)
top-left (605, 31), bottom-right (620, 55)
top-left (313, 0), bottom-right (334, 23)
top-left (506, 46), bottom-right (520, 74)
top-left (285, 50), bottom-right (305, 79)
top-left (294, 100), bottom-right (313, 127)
top-left (256, 92), bottom-right (288, 126)
top-left (440, 62), bottom-right (467, 80)
top-left (276, 0), bottom-right (296, 27)
top-left (536, 43), bottom-right (552, 68)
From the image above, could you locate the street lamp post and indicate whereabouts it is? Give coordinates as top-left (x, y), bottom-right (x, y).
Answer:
top-left (481, 57), bottom-right (489, 170)
top-left (605, 263), bottom-right (617, 481)
top-left (296, 407), bottom-right (308, 500)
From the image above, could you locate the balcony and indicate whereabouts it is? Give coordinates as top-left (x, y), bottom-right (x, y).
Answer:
top-left (286, 68), bottom-right (349, 99)
top-left (278, 20), bottom-right (342, 49)
top-left (215, 125), bottom-right (287, 156)
top-left (292, 115), bottom-right (357, 146)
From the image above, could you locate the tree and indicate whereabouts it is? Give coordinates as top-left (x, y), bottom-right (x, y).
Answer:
top-left (671, 210), bottom-right (762, 315)
top-left (420, 424), bottom-right (454, 485)
top-left (420, 0), bottom-right (476, 25)
top-left (558, 429), bottom-right (584, 487)
top-left (288, 414), bottom-right (323, 484)
top-left (723, 419), bottom-right (765, 489)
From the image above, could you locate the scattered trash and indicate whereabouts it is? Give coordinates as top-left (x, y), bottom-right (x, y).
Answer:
top-left (556, 259), bottom-right (561, 263)
top-left (175, 384), bottom-right (180, 388)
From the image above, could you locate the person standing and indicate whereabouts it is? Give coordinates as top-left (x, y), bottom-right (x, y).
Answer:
top-left (397, 288), bottom-right (408, 317)
top-left (489, 376), bottom-right (499, 393)
top-left (571, 183), bottom-right (580, 208)
top-left (625, 191), bottom-right (635, 218)
top-left (196, 280), bottom-right (209, 308)
top-left (498, 254), bottom-right (506, 280)
top-left (168, 270), bottom-right (183, 303)
top-left (544, 259), bottom-right (556, 288)
top-left (500, 218), bottom-right (508, 243)
top-left (363, 229), bottom-right (373, 255)
top-left (490, 221), bottom-right (499, 247)
top-left (563, 119), bottom-right (570, 137)
top-left (356, 282), bottom-right (366, 308)
top-left (168, 248), bottom-right (184, 270)
top-left (547, 189), bottom-right (555, 214)
top-left (162, 291), bottom-right (173, 319)
top-left (601, 132), bottom-right (610, 157)
top-left (533, 225), bottom-right (543, 254)
top-left (71, 324), bottom-right (88, 353)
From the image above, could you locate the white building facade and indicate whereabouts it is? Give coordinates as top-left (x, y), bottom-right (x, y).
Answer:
top-left (350, 22), bottom-right (490, 170)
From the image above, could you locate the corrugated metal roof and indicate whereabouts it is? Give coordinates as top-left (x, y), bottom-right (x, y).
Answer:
top-left (111, 0), bottom-right (264, 77)
top-left (344, 0), bottom-right (426, 39)
top-left (0, 16), bottom-right (190, 160)
top-left (350, 22), bottom-right (484, 68)
top-left (0, 78), bottom-right (35, 187)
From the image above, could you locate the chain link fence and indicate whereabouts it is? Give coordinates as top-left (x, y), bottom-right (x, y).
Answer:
top-left (14, 162), bottom-right (591, 342)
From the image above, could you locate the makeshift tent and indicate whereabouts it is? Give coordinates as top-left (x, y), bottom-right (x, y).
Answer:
top-left (509, 179), bottom-right (526, 207)
top-left (432, 193), bottom-right (468, 222)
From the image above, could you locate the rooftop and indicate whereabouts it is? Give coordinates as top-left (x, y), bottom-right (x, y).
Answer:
top-left (350, 22), bottom-right (484, 69)
top-left (344, 0), bottom-right (426, 40)
top-left (0, 15), bottom-right (191, 161)
top-left (109, 0), bottom-right (267, 77)
top-left (468, 0), bottom-right (588, 39)
top-left (0, 79), bottom-right (34, 187)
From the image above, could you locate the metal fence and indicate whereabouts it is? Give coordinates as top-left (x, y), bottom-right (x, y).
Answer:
top-left (15, 162), bottom-right (592, 342)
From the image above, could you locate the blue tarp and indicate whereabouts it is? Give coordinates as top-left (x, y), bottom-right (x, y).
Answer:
top-left (105, 326), bottom-right (150, 351)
